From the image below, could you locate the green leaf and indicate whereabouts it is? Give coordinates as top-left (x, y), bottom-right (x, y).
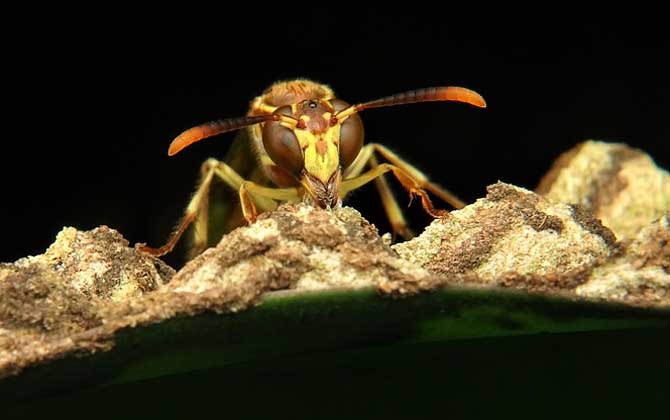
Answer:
top-left (3, 286), bottom-right (669, 406)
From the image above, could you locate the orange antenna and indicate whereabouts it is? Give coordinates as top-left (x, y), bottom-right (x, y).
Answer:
top-left (335, 86), bottom-right (486, 120)
top-left (168, 113), bottom-right (300, 156)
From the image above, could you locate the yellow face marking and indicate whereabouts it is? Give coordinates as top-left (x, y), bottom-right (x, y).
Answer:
top-left (295, 125), bottom-right (341, 184)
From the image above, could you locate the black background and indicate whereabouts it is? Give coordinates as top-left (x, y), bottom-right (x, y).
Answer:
top-left (3, 11), bottom-right (668, 267)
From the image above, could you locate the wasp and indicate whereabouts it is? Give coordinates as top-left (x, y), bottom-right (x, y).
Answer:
top-left (139, 79), bottom-right (486, 257)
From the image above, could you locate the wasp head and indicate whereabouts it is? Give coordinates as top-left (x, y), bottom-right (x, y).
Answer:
top-left (262, 98), bottom-right (364, 208)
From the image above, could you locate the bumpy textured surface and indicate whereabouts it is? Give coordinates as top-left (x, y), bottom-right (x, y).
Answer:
top-left (392, 182), bottom-right (616, 291)
top-left (0, 206), bottom-right (433, 379)
top-left (390, 183), bottom-right (669, 304)
top-left (1, 141), bottom-right (667, 380)
top-left (171, 204), bottom-right (431, 294)
top-left (537, 140), bottom-right (670, 240)
top-left (576, 213), bottom-right (669, 305)
top-left (0, 226), bottom-right (174, 378)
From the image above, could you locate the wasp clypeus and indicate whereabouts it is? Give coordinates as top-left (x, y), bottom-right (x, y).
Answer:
top-left (139, 79), bottom-right (486, 257)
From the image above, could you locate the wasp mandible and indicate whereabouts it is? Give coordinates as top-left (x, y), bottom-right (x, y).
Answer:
top-left (139, 79), bottom-right (486, 257)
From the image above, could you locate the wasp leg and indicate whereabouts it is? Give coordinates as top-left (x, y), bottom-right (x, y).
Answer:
top-left (343, 143), bottom-right (466, 239)
top-left (236, 180), bottom-right (301, 223)
top-left (191, 160), bottom-right (214, 257)
top-left (343, 145), bottom-right (414, 239)
top-left (137, 160), bottom-right (216, 257)
top-left (138, 158), bottom-right (299, 257)
top-left (341, 163), bottom-right (448, 219)
top-left (367, 143), bottom-right (466, 209)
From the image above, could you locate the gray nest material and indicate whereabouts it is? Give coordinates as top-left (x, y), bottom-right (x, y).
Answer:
top-left (1, 140), bottom-right (668, 379)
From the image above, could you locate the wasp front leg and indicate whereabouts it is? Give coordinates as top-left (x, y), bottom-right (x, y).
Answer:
top-left (351, 143), bottom-right (466, 209)
top-left (343, 143), bottom-right (466, 240)
top-left (342, 161), bottom-right (448, 221)
top-left (380, 144), bottom-right (465, 209)
top-left (138, 158), bottom-right (299, 257)
top-left (343, 145), bottom-right (414, 239)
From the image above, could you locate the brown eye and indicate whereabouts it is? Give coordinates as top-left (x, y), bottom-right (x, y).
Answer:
top-left (331, 99), bottom-right (364, 168)
top-left (262, 106), bottom-right (304, 175)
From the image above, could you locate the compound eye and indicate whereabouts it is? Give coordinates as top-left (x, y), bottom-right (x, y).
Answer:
top-left (262, 106), bottom-right (304, 175)
top-left (331, 99), bottom-right (364, 168)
